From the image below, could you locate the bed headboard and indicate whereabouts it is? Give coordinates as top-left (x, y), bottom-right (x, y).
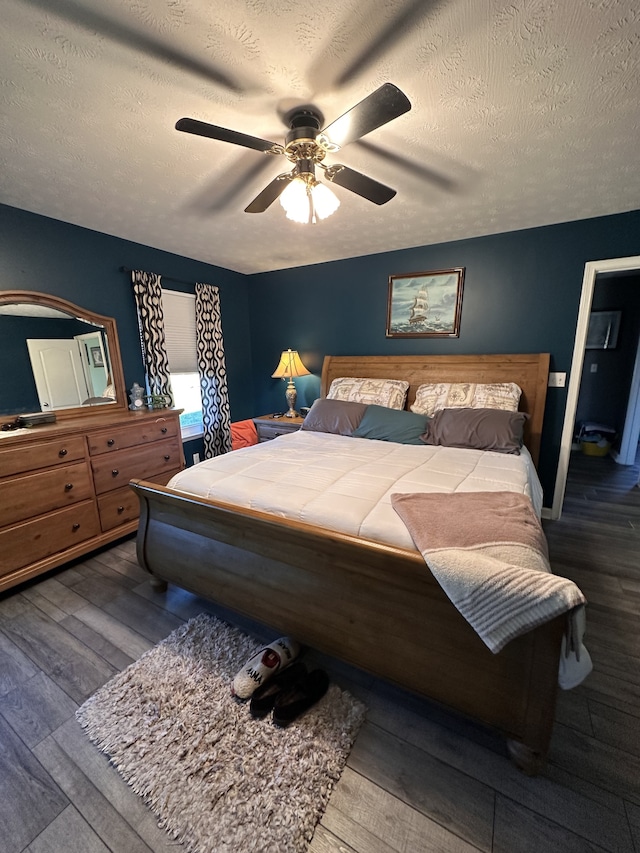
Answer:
top-left (320, 353), bottom-right (550, 467)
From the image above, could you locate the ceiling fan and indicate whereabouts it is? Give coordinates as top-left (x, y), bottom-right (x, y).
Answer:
top-left (175, 83), bottom-right (411, 223)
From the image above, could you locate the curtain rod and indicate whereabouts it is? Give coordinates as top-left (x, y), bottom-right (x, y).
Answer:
top-left (119, 266), bottom-right (194, 288)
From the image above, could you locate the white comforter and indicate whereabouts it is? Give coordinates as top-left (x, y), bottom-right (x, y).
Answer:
top-left (167, 430), bottom-right (544, 552)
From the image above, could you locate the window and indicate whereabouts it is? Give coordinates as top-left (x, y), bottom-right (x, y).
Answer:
top-left (161, 290), bottom-right (203, 439)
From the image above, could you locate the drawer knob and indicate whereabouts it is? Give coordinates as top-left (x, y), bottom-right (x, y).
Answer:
top-left (64, 483), bottom-right (73, 491)
top-left (107, 438), bottom-right (115, 446)
top-left (112, 469), bottom-right (119, 477)
top-left (161, 427), bottom-right (168, 434)
top-left (117, 505), bottom-right (125, 514)
top-left (164, 454), bottom-right (170, 461)
top-left (58, 448), bottom-right (68, 457)
top-left (72, 523), bottom-right (80, 531)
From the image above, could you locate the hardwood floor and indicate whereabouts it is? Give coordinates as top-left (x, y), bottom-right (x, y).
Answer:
top-left (1, 448), bottom-right (639, 852)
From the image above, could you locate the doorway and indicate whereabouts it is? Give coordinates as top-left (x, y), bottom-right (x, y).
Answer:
top-left (552, 255), bottom-right (640, 519)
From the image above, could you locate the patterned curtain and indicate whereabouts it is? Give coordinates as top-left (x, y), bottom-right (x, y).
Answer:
top-left (130, 270), bottom-right (174, 406)
top-left (195, 283), bottom-right (232, 457)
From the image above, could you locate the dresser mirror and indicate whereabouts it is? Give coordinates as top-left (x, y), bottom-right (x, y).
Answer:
top-left (0, 291), bottom-right (128, 418)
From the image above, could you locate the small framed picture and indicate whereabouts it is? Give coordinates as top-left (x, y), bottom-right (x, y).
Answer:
top-left (90, 346), bottom-right (104, 367)
top-left (386, 268), bottom-right (465, 338)
top-left (585, 310), bottom-right (621, 350)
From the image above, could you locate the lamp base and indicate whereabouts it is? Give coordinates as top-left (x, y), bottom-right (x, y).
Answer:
top-left (284, 379), bottom-right (298, 418)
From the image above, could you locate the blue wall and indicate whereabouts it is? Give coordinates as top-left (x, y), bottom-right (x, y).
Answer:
top-left (248, 210), bottom-right (640, 503)
top-left (2, 201), bottom-right (639, 503)
top-left (0, 203), bottom-right (254, 430)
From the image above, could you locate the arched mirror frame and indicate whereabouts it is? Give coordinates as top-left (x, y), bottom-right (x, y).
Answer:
top-left (0, 290), bottom-right (128, 419)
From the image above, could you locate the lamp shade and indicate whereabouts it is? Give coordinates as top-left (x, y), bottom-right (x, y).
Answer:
top-left (271, 349), bottom-right (310, 379)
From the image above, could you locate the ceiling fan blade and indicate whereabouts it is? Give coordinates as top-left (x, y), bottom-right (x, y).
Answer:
top-left (356, 139), bottom-right (459, 193)
top-left (176, 119), bottom-right (280, 153)
top-left (324, 165), bottom-right (396, 205)
top-left (185, 155), bottom-right (279, 214)
top-left (22, 0), bottom-right (246, 93)
top-left (319, 83), bottom-right (411, 149)
top-left (307, 0), bottom-right (437, 91)
top-left (244, 174), bottom-right (293, 213)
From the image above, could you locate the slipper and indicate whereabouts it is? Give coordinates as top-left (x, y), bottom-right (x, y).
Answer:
top-left (272, 668), bottom-right (330, 727)
top-left (249, 661), bottom-right (308, 718)
top-left (231, 636), bottom-right (300, 699)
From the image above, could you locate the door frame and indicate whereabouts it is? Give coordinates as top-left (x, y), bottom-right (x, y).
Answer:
top-left (551, 254), bottom-right (640, 519)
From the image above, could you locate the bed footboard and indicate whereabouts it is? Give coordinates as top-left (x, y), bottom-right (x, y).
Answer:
top-left (131, 478), bottom-right (562, 773)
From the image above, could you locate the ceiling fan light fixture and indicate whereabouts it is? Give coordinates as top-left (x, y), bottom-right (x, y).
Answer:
top-left (280, 177), bottom-right (310, 223)
top-left (312, 181), bottom-right (340, 220)
top-left (279, 177), bottom-right (340, 224)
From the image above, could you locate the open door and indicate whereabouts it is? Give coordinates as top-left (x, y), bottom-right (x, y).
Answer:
top-left (553, 255), bottom-right (640, 518)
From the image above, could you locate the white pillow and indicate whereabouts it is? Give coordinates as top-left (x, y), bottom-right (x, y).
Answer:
top-left (327, 377), bottom-right (409, 410)
top-left (410, 382), bottom-right (522, 416)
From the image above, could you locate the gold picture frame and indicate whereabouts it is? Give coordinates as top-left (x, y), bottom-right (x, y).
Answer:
top-left (386, 268), bottom-right (465, 338)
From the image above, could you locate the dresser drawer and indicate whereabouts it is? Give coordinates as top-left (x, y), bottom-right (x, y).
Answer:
top-left (0, 436), bottom-right (86, 478)
top-left (97, 486), bottom-right (141, 531)
top-left (0, 463), bottom-right (94, 528)
top-left (91, 438), bottom-right (182, 494)
top-left (0, 500), bottom-right (101, 576)
top-left (88, 417), bottom-right (179, 456)
top-left (97, 468), bottom-right (180, 532)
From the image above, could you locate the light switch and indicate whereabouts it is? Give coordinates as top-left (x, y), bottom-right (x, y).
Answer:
top-left (548, 372), bottom-right (567, 387)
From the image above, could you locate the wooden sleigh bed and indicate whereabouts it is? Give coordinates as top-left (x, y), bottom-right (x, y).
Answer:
top-left (131, 352), bottom-right (561, 774)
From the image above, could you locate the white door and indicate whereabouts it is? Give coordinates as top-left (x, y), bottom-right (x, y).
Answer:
top-left (27, 339), bottom-right (90, 410)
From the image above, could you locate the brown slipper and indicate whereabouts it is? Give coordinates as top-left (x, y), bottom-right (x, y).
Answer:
top-left (249, 662), bottom-right (308, 718)
top-left (272, 669), bottom-right (329, 727)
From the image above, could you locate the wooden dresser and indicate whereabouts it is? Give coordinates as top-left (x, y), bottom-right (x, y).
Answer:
top-left (0, 409), bottom-right (185, 592)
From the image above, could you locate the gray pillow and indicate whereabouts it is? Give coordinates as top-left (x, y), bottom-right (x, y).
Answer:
top-left (420, 408), bottom-right (529, 454)
top-left (300, 398), bottom-right (368, 435)
top-left (352, 405), bottom-right (430, 445)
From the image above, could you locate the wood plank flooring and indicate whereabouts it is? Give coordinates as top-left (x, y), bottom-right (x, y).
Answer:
top-left (1, 448), bottom-right (639, 852)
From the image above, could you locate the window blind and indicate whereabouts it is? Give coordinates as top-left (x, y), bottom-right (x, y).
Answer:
top-left (161, 290), bottom-right (197, 372)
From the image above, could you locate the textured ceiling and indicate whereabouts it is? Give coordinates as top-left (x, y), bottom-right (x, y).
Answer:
top-left (1, 0), bottom-right (639, 275)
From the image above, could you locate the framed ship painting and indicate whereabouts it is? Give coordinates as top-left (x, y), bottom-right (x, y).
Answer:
top-left (386, 268), bottom-right (465, 338)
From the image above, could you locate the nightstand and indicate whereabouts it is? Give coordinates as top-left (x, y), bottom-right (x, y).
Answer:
top-left (253, 413), bottom-right (305, 442)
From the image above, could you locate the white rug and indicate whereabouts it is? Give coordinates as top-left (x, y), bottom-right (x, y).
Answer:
top-left (76, 613), bottom-right (366, 853)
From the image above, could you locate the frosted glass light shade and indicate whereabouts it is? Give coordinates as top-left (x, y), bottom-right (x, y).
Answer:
top-left (279, 178), bottom-right (340, 224)
top-left (280, 179), bottom-right (310, 223)
top-left (311, 182), bottom-right (340, 220)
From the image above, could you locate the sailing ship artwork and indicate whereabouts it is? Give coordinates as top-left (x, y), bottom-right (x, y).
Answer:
top-left (386, 268), bottom-right (465, 338)
top-left (409, 285), bottom-right (429, 326)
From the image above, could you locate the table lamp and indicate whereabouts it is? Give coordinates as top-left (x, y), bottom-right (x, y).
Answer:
top-left (271, 349), bottom-right (310, 417)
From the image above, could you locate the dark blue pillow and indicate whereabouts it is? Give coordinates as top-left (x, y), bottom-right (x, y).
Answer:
top-left (352, 405), bottom-right (430, 445)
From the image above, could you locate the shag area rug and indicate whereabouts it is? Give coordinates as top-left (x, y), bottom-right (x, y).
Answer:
top-left (76, 613), bottom-right (366, 853)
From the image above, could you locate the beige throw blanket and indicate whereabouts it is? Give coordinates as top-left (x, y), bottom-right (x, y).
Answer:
top-left (391, 491), bottom-right (586, 654)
